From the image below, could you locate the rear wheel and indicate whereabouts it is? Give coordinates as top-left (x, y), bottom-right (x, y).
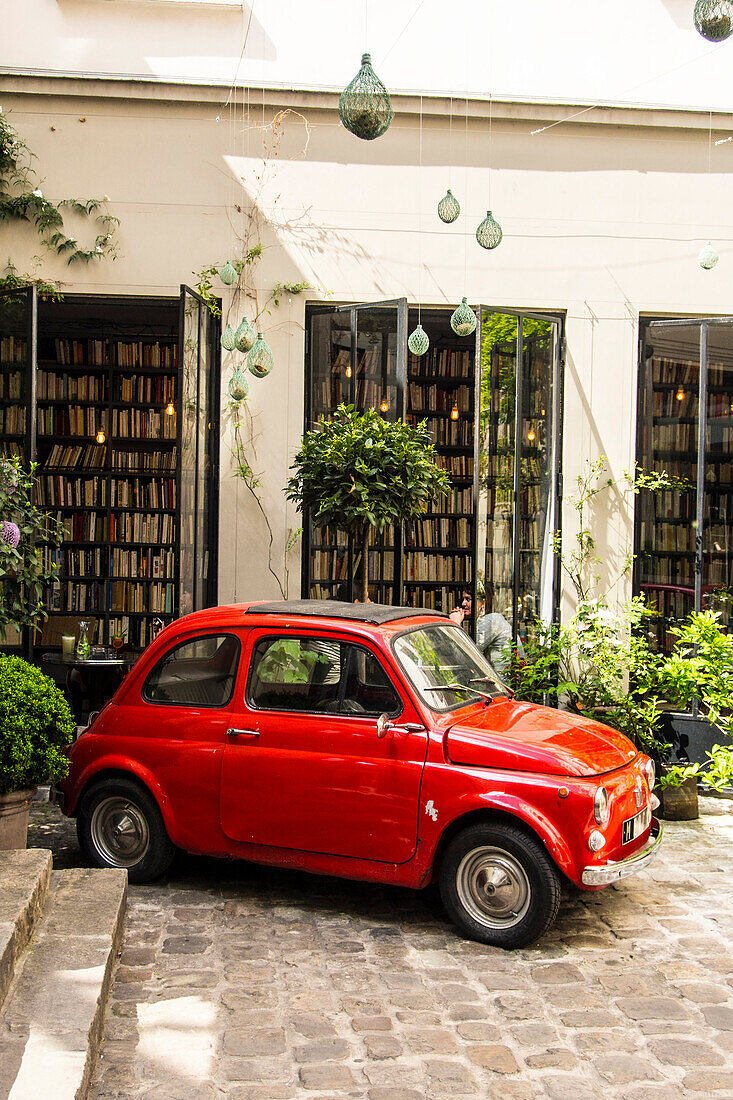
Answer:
top-left (77, 777), bottom-right (175, 883)
top-left (439, 821), bottom-right (561, 949)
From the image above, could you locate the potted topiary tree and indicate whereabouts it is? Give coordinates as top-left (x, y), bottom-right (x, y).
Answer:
top-left (0, 655), bottom-right (75, 848)
top-left (286, 404), bottom-right (450, 603)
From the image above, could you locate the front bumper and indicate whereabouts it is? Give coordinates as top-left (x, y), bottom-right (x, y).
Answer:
top-left (581, 818), bottom-right (663, 886)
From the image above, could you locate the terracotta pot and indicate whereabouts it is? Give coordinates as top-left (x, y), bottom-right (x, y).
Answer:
top-left (0, 788), bottom-right (36, 850)
top-left (658, 776), bottom-right (699, 821)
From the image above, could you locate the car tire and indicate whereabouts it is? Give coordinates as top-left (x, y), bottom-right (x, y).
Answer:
top-left (439, 821), bottom-right (561, 949)
top-left (77, 777), bottom-right (175, 883)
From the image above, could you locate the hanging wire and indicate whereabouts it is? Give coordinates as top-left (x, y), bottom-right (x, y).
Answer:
top-left (418, 93), bottom-right (423, 324)
top-left (378, 0), bottom-right (427, 66)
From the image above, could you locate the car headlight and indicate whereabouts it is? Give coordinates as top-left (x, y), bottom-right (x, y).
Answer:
top-left (594, 786), bottom-right (610, 827)
top-left (643, 757), bottom-right (656, 793)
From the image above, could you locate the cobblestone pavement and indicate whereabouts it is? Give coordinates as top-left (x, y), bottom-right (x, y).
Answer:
top-left (28, 795), bottom-right (733, 1100)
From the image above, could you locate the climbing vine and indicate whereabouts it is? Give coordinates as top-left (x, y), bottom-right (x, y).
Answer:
top-left (0, 107), bottom-right (119, 265)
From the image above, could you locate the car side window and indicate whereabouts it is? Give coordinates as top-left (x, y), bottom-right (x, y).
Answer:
top-left (143, 634), bottom-right (241, 707)
top-left (247, 636), bottom-right (402, 717)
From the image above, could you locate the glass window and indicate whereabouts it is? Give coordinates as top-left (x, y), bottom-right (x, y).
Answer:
top-left (393, 624), bottom-right (508, 712)
top-left (247, 636), bottom-right (402, 717)
top-left (143, 633), bottom-right (240, 707)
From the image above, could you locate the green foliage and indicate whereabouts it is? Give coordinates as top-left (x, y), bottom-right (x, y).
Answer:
top-left (0, 259), bottom-right (62, 301)
top-left (0, 655), bottom-right (74, 794)
top-left (256, 638), bottom-right (328, 684)
top-left (0, 109), bottom-right (119, 265)
top-left (0, 456), bottom-right (63, 633)
top-left (286, 404), bottom-right (450, 601)
top-left (271, 280), bottom-right (311, 307)
top-left (191, 265), bottom-right (222, 318)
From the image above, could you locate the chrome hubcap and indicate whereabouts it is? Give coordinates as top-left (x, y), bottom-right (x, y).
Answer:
top-left (90, 796), bottom-right (150, 868)
top-left (456, 846), bottom-right (531, 929)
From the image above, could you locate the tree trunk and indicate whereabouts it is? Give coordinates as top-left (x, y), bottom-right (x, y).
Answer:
top-left (359, 524), bottom-right (371, 603)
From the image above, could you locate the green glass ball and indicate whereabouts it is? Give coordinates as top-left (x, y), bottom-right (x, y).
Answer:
top-left (221, 325), bottom-right (237, 351)
top-left (450, 297), bottom-right (477, 337)
top-left (408, 324), bottom-right (430, 356)
top-left (228, 368), bottom-right (249, 402)
top-left (476, 210), bottom-right (503, 250)
top-left (694, 0), bottom-right (733, 41)
top-left (438, 190), bottom-right (460, 224)
top-left (235, 318), bottom-right (255, 353)
top-left (339, 54), bottom-right (395, 141)
top-left (247, 333), bottom-right (274, 377)
top-left (220, 261), bottom-right (238, 285)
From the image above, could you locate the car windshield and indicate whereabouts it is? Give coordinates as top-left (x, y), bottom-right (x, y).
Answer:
top-left (392, 624), bottom-right (510, 711)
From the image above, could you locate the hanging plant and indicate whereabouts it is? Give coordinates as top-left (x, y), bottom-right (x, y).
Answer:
top-left (221, 324), bottom-right (237, 351)
top-left (450, 297), bottom-right (477, 337)
top-left (339, 54), bottom-right (395, 141)
top-left (694, 0), bottom-right (733, 41)
top-left (408, 324), bottom-right (430, 356)
top-left (476, 210), bottom-right (503, 250)
top-left (220, 261), bottom-right (238, 285)
top-left (235, 318), bottom-right (256, 353)
top-left (437, 190), bottom-right (460, 224)
top-left (698, 242), bottom-right (720, 269)
top-left (247, 332), bottom-right (274, 377)
top-left (228, 368), bottom-right (249, 401)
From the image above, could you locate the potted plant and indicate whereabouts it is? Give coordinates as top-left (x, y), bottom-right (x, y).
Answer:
top-left (286, 404), bottom-right (450, 602)
top-left (0, 655), bottom-right (75, 849)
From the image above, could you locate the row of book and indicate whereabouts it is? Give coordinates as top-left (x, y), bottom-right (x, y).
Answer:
top-left (403, 553), bottom-right (470, 582)
top-left (115, 341), bottom-right (178, 370)
top-left (0, 407), bottom-right (24, 433)
top-left (52, 339), bottom-right (108, 366)
top-left (650, 390), bottom-right (697, 418)
top-left (43, 548), bottom-right (104, 575)
top-left (408, 348), bottom-right (472, 379)
top-left (52, 512), bottom-right (109, 542)
top-left (0, 442), bottom-right (22, 459)
top-left (111, 478), bottom-right (176, 509)
top-left (109, 615), bottom-right (170, 649)
top-left (403, 584), bottom-right (465, 612)
top-left (109, 512), bottom-right (175, 543)
top-left (38, 407), bottom-right (99, 437)
top-left (404, 516), bottom-right (473, 548)
top-left (408, 383), bottom-right (472, 412)
top-left (46, 581), bottom-right (103, 612)
top-left (117, 375), bottom-right (176, 403)
top-left (110, 548), bottom-right (175, 579)
top-left (437, 455), bottom-right (473, 478)
top-left (413, 417), bottom-right (473, 447)
top-left (651, 423), bottom-right (696, 451)
top-left (113, 449), bottom-right (177, 472)
top-left (653, 357), bottom-right (731, 389)
top-left (37, 372), bottom-right (107, 400)
top-left (111, 409), bottom-right (177, 439)
top-left (37, 476), bottom-right (107, 507)
top-left (639, 556), bottom-right (695, 585)
top-left (43, 444), bottom-right (107, 470)
top-left (0, 372), bottom-right (22, 399)
top-left (109, 581), bottom-right (175, 613)
top-left (0, 337), bottom-right (25, 363)
top-left (639, 523), bottom-right (696, 553)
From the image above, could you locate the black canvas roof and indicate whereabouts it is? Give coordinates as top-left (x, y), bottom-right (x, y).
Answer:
top-left (244, 600), bottom-right (449, 625)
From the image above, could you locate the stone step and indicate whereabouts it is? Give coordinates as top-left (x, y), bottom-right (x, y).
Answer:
top-left (0, 849), bottom-right (52, 1012)
top-left (0, 866), bottom-right (127, 1100)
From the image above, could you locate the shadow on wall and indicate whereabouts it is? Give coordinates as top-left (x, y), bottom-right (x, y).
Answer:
top-left (58, 1), bottom-right (275, 75)
top-left (659, 0), bottom-right (698, 29)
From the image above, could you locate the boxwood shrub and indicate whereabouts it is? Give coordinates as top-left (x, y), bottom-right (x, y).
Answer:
top-left (0, 656), bottom-right (75, 796)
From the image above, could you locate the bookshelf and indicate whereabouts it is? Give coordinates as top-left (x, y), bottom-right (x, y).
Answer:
top-left (0, 292), bottom-right (219, 658)
top-left (637, 319), bottom-right (733, 652)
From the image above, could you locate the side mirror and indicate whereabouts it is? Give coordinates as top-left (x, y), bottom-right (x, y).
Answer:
top-left (376, 713), bottom-right (391, 739)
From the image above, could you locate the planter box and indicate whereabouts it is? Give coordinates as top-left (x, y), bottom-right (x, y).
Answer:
top-left (0, 788), bottom-right (36, 850)
top-left (658, 711), bottom-right (720, 765)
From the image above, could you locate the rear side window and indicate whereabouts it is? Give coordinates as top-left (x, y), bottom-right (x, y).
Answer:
top-left (143, 634), bottom-right (241, 707)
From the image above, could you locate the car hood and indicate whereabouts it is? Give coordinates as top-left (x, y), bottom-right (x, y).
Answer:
top-left (444, 700), bottom-right (637, 778)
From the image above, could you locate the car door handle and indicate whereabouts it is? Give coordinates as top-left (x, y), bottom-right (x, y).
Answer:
top-left (226, 728), bottom-right (259, 738)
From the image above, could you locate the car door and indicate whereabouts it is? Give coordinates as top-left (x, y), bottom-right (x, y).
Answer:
top-left (219, 629), bottom-right (429, 863)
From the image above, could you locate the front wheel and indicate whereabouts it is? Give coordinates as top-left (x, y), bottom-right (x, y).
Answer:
top-left (439, 821), bottom-right (561, 949)
top-left (77, 777), bottom-right (175, 883)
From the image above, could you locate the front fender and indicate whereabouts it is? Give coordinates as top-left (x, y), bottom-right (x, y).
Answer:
top-left (467, 791), bottom-right (576, 880)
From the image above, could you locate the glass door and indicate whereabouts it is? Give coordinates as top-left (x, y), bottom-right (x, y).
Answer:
top-left (639, 318), bottom-right (733, 649)
top-left (178, 285), bottom-right (219, 615)
top-left (475, 309), bottom-right (563, 666)
top-left (303, 299), bottom-right (407, 602)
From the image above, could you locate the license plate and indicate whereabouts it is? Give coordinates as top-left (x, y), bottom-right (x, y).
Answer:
top-left (622, 806), bottom-right (651, 845)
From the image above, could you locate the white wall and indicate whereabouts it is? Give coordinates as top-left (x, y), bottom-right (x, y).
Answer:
top-left (1, 76), bottom-right (732, 611)
top-left (5, 0), bottom-right (733, 112)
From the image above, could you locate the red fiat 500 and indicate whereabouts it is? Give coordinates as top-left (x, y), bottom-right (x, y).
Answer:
top-left (57, 601), bottom-right (662, 948)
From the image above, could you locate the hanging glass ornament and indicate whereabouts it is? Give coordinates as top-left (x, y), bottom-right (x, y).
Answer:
top-left (0, 520), bottom-right (20, 548)
top-left (221, 324), bottom-right (237, 351)
top-left (450, 297), bottom-right (477, 337)
top-left (338, 54), bottom-right (394, 141)
top-left (476, 210), bottom-right (503, 250)
top-left (228, 368), bottom-right (249, 402)
top-left (694, 0), bottom-right (733, 41)
top-left (699, 242), bottom-right (720, 269)
top-left (235, 318), bottom-right (256, 352)
top-left (408, 324), bottom-right (430, 356)
top-left (247, 332), bottom-right (274, 377)
top-left (220, 261), bottom-right (238, 285)
top-left (437, 190), bottom-right (460, 224)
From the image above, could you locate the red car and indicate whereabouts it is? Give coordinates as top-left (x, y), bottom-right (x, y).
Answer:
top-left (57, 601), bottom-right (662, 949)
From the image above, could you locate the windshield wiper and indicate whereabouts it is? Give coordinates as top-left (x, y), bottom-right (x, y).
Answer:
top-left (423, 682), bottom-right (496, 703)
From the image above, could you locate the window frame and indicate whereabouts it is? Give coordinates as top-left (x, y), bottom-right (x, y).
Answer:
top-left (141, 631), bottom-right (242, 709)
top-left (390, 622), bottom-right (507, 714)
top-left (244, 631), bottom-right (404, 720)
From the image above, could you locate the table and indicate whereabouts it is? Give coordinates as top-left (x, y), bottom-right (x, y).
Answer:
top-left (41, 652), bottom-right (137, 723)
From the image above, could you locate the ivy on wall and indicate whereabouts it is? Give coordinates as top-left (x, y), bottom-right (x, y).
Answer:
top-left (0, 107), bottom-right (120, 265)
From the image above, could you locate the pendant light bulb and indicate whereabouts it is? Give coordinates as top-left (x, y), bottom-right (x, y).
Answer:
top-left (450, 402), bottom-right (460, 421)
top-left (527, 428), bottom-right (536, 442)
top-left (676, 388), bottom-right (685, 402)
top-left (95, 428), bottom-right (106, 445)
top-left (346, 364), bottom-right (352, 379)
top-left (165, 402), bottom-right (175, 416)
top-left (380, 395), bottom-right (389, 413)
